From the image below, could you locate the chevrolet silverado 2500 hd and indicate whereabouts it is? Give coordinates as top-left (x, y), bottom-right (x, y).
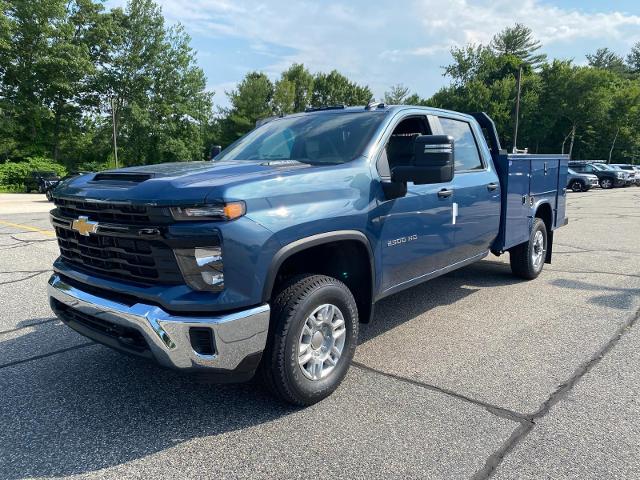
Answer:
top-left (48, 105), bottom-right (568, 405)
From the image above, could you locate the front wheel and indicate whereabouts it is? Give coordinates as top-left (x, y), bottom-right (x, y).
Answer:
top-left (570, 180), bottom-right (583, 192)
top-left (600, 178), bottom-right (613, 189)
top-left (509, 218), bottom-right (547, 280)
top-left (261, 274), bottom-right (358, 406)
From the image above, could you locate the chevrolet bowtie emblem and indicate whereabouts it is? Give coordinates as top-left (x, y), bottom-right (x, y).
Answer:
top-left (71, 216), bottom-right (99, 236)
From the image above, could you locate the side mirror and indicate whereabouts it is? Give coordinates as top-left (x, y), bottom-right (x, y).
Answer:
top-left (391, 135), bottom-right (454, 185)
top-left (209, 145), bottom-right (222, 160)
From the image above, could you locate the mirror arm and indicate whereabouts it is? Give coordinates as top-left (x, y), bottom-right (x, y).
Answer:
top-left (381, 179), bottom-right (407, 200)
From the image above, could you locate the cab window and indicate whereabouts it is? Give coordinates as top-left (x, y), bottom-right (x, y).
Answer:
top-left (377, 116), bottom-right (430, 178)
top-left (438, 117), bottom-right (483, 172)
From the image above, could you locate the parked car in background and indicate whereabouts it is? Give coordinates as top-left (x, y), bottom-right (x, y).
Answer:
top-left (608, 165), bottom-right (635, 186)
top-left (569, 162), bottom-right (625, 189)
top-left (610, 164), bottom-right (640, 186)
top-left (25, 171), bottom-right (60, 193)
top-left (567, 168), bottom-right (599, 192)
top-left (44, 171), bottom-right (92, 201)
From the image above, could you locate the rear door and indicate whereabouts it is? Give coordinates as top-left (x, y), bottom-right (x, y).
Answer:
top-left (435, 116), bottom-right (501, 261)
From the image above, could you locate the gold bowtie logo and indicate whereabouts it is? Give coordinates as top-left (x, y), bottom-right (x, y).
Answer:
top-left (72, 216), bottom-right (98, 236)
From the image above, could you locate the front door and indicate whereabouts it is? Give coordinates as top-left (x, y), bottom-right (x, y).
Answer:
top-left (372, 114), bottom-right (457, 294)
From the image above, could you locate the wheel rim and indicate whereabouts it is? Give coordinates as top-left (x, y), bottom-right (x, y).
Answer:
top-left (571, 182), bottom-right (582, 192)
top-left (298, 303), bottom-right (346, 381)
top-left (531, 230), bottom-right (545, 269)
top-left (601, 179), bottom-right (611, 188)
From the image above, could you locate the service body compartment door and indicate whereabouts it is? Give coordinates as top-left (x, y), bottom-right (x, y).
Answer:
top-left (500, 156), bottom-right (530, 249)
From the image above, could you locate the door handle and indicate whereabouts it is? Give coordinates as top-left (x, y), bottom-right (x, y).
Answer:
top-left (487, 182), bottom-right (498, 191)
top-left (437, 188), bottom-right (453, 198)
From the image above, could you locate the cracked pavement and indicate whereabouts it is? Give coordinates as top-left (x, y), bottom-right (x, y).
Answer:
top-left (1, 189), bottom-right (639, 479)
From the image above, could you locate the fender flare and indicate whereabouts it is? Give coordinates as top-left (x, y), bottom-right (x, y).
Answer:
top-left (531, 200), bottom-right (554, 263)
top-left (261, 230), bottom-right (376, 303)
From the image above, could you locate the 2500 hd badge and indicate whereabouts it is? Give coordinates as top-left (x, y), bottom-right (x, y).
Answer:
top-left (387, 234), bottom-right (418, 247)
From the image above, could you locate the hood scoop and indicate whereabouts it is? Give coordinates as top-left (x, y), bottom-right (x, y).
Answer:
top-left (92, 172), bottom-right (153, 183)
top-left (260, 160), bottom-right (304, 167)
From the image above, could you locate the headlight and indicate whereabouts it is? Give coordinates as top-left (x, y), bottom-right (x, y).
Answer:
top-left (174, 246), bottom-right (224, 291)
top-left (170, 202), bottom-right (245, 221)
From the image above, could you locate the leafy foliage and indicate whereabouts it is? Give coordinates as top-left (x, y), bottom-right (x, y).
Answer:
top-left (1, 3), bottom-right (639, 188)
top-left (0, 156), bottom-right (66, 190)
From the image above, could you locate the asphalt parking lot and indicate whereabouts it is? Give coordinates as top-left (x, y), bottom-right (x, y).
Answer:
top-left (1, 188), bottom-right (639, 479)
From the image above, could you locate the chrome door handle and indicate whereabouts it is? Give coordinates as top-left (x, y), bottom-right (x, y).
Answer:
top-left (487, 183), bottom-right (498, 191)
top-left (438, 188), bottom-right (454, 198)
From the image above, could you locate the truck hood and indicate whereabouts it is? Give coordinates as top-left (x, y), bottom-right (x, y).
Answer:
top-left (54, 160), bottom-right (311, 205)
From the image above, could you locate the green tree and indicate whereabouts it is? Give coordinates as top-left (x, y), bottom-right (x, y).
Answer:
top-left (311, 70), bottom-right (372, 107)
top-left (98, 0), bottom-right (212, 165)
top-left (626, 42), bottom-right (640, 74)
top-left (587, 47), bottom-right (628, 74)
top-left (489, 23), bottom-right (547, 68)
top-left (383, 84), bottom-right (411, 104)
top-left (218, 72), bottom-right (274, 145)
top-left (272, 79), bottom-right (295, 115)
top-left (280, 63), bottom-right (314, 112)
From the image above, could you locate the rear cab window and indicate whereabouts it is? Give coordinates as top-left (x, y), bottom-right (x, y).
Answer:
top-left (438, 117), bottom-right (484, 172)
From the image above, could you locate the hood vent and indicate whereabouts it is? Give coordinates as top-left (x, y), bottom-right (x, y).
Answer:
top-left (93, 172), bottom-right (152, 183)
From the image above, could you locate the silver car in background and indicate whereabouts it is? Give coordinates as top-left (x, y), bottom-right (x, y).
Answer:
top-left (567, 168), bottom-right (599, 192)
top-left (611, 164), bottom-right (640, 186)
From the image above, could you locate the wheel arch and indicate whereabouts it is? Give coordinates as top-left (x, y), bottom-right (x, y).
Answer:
top-left (533, 201), bottom-right (553, 263)
top-left (262, 231), bottom-right (376, 323)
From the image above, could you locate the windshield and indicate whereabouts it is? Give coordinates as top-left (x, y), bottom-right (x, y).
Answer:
top-left (592, 164), bottom-right (611, 171)
top-left (216, 112), bottom-right (385, 165)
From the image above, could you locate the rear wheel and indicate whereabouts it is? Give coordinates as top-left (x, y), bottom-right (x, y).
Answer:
top-left (510, 218), bottom-right (547, 280)
top-left (570, 180), bottom-right (583, 192)
top-left (600, 178), bottom-right (613, 189)
top-left (261, 274), bottom-right (358, 406)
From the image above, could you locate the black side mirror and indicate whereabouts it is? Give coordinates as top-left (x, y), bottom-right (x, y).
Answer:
top-left (209, 145), bottom-right (222, 160)
top-left (391, 135), bottom-right (454, 185)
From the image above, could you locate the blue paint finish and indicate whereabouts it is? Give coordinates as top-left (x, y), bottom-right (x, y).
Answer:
top-left (52, 106), bottom-right (568, 316)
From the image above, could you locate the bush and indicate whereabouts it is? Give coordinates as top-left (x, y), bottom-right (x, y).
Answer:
top-left (0, 157), bottom-right (67, 191)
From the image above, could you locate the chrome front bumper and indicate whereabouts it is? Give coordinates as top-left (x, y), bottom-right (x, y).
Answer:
top-left (48, 274), bottom-right (270, 373)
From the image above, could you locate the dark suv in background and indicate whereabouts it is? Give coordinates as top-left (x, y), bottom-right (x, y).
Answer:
top-left (569, 162), bottom-right (625, 189)
top-left (24, 171), bottom-right (60, 193)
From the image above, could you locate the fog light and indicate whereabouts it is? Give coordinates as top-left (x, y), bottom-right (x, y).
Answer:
top-left (175, 246), bottom-right (224, 291)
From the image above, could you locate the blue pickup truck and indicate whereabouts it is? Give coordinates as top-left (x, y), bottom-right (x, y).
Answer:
top-left (48, 105), bottom-right (568, 405)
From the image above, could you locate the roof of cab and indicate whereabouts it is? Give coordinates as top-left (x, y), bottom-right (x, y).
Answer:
top-left (291, 104), bottom-right (475, 122)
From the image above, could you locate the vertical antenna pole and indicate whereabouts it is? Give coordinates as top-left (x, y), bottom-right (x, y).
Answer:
top-left (513, 66), bottom-right (522, 153)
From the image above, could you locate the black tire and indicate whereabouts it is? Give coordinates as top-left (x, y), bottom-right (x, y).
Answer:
top-left (599, 178), bottom-right (613, 189)
top-left (570, 180), bottom-right (583, 192)
top-left (45, 190), bottom-right (53, 201)
top-left (260, 274), bottom-right (358, 406)
top-left (509, 218), bottom-right (547, 280)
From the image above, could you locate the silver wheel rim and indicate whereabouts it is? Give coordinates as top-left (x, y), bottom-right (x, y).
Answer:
top-left (602, 179), bottom-right (611, 188)
top-left (532, 230), bottom-right (545, 269)
top-left (298, 303), bottom-right (346, 381)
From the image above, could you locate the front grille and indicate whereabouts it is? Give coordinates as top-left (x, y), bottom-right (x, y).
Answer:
top-left (54, 224), bottom-right (183, 284)
top-left (54, 198), bottom-right (152, 224)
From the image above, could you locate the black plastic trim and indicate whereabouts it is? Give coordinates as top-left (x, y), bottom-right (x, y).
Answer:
top-left (262, 230), bottom-right (376, 305)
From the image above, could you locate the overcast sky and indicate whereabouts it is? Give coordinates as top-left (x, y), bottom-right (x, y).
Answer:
top-left (107, 0), bottom-right (640, 108)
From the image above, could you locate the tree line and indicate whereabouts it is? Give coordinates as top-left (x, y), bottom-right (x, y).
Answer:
top-left (1, 0), bottom-right (639, 182)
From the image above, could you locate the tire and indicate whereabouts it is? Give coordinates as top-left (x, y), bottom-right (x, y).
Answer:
top-left (509, 218), bottom-right (548, 280)
top-left (45, 190), bottom-right (53, 201)
top-left (570, 180), bottom-right (583, 192)
top-left (599, 178), bottom-right (613, 189)
top-left (260, 274), bottom-right (358, 406)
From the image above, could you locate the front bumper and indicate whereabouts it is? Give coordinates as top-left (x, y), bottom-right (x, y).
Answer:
top-left (48, 274), bottom-right (270, 376)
